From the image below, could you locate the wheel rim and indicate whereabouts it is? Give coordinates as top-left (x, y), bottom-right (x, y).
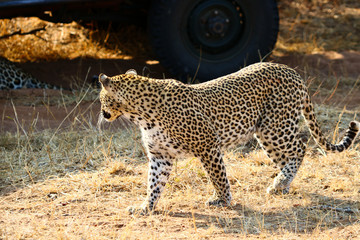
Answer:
top-left (187, 0), bottom-right (245, 56)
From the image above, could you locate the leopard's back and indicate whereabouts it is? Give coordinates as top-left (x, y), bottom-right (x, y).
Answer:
top-left (190, 62), bottom-right (307, 148)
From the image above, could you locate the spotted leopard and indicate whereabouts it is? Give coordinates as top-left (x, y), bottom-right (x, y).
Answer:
top-left (0, 58), bottom-right (57, 90)
top-left (98, 62), bottom-right (360, 214)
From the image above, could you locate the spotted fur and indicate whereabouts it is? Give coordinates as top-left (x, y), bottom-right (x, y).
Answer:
top-left (98, 63), bottom-right (360, 214)
top-left (0, 58), bottom-right (57, 90)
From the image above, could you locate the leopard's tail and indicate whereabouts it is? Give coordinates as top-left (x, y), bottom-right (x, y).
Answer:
top-left (302, 92), bottom-right (360, 152)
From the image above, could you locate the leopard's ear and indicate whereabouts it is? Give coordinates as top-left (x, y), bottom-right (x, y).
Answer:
top-left (99, 73), bottom-right (110, 88)
top-left (125, 69), bottom-right (137, 75)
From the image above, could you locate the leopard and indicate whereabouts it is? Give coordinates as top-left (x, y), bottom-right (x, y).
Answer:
top-left (98, 62), bottom-right (360, 215)
top-left (0, 57), bottom-right (58, 90)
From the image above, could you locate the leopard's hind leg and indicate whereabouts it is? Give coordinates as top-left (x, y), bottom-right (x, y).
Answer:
top-left (255, 98), bottom-right (306, 194)
top-left (256, 126), bottom-right (306, 194)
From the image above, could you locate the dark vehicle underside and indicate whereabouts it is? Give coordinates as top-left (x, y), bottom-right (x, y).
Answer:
top-left (0, 0), bottom-right (279, 82)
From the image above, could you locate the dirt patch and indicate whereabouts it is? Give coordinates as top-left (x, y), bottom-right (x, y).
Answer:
top-left (0, 57), bottom-right (168, 133)
top-left (0, 89), bottom-right (98, 133)
top-left (16, 57), bottom-right (168, 89)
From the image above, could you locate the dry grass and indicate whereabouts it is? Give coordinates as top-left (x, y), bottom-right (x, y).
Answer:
top-left (1, 0), bottom-right (360, 239)
top-left (0, 79), bottom-right (359, 239)
top-left (0, 120), bottom-right (359, 239)
top-left (276, 0), bottom-right (360, 55)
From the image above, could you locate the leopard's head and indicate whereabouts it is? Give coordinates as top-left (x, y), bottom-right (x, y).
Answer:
top-left (98, 69), bottom-right (138, 122)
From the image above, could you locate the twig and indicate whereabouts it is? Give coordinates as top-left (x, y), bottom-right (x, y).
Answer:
top-left (11, 99), bottom-right (28, 138)
top-left (191, 46), bottom-right (202, 84)
top-left (0, 27), bottom-right (46, 39)
top-left (325, 71), bottom-right (340, 102)
top-left (48, 85), bottom-right (92, 143)
top-left (309, 205), bottom-right (359, 214)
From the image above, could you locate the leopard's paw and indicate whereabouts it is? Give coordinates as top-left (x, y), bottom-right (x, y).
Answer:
top-left (127, 206), bottom-right (150, 216)
top-left (206, 198), bottom-right (230, 207)
top-left (266, 186), bottom-right (289, 195)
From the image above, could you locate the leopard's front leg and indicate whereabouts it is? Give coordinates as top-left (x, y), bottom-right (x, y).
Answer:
top-left (198, 147), bottom-right (232, 207)
top-left (128, 152), bottom-right (173, 215)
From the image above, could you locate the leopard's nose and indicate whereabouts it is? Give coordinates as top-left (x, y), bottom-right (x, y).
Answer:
top-left (102, 110), bottom-right (111, 119)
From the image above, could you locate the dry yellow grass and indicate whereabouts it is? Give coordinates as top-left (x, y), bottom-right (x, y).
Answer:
top-left (0, 123), bottom-right (359, 239)
top-left (0, 82), bottom-right (359, 239)
top-left (275, 0), bottom-right (360, 55)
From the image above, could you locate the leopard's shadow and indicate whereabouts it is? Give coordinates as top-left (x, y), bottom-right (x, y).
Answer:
top-left (169, 193), bottom-right (360, 235)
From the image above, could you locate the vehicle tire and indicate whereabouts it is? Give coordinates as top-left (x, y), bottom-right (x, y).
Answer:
top-left (148, 0), bottom-right (279, 82)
